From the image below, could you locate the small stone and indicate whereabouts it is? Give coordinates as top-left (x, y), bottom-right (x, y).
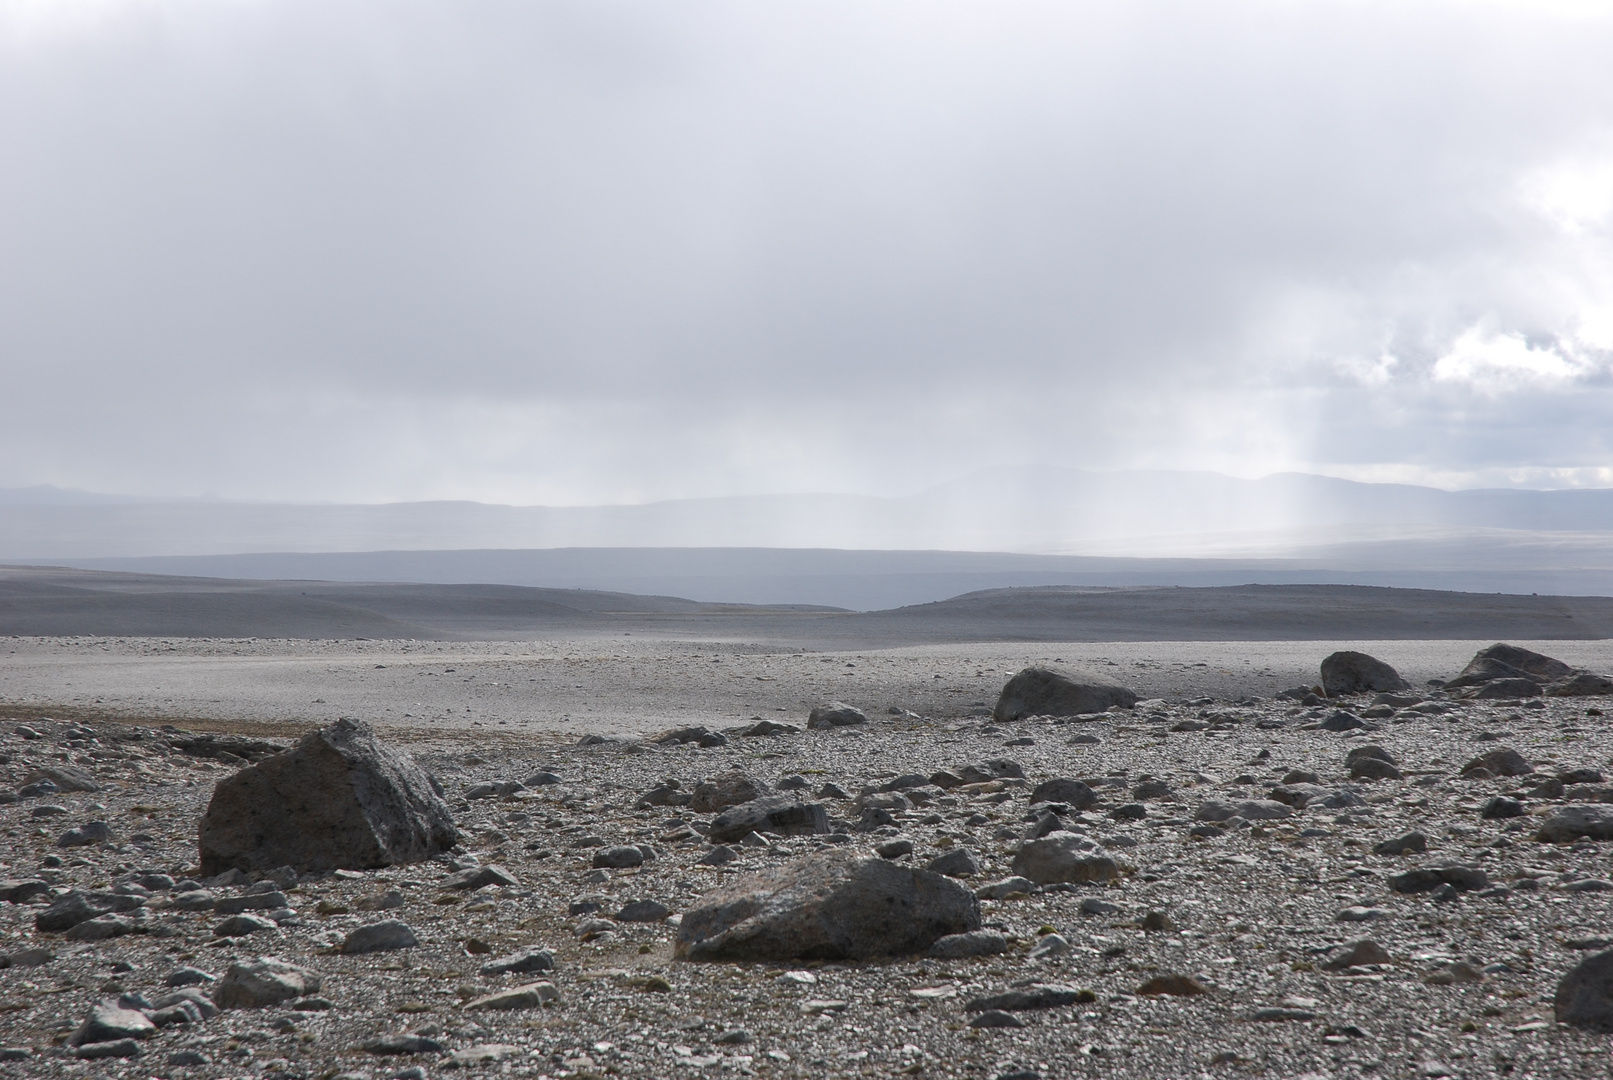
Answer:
top-left (1028, 933), bottom-right (1070, 958)
top-left (968, 1010), bottom-right (1027, 1028)
top-left (1320, 712), bottom-right (1367, 732)
top-left (976, 876), bottom-right (1036, 900)
top-left (967, 984), bottom-right (1088, 1010)
top-left (448, 1044), bottom-right (521, 1066)
top-left (1336, 906), bottom-right (1386, 923)
top-left (1252, 1007), bottom-right (1316, 1021)
top-left (71, 997), bottom-right (156, 1045)
top-left (1110, 803), bottom-right (1146, 822)
top-left (1079, 897), bottom-right (1120, 915)
top-left (697, 845), bottom-right (737, 866)
top-left (354, 890), bottom-right (406, 911)
top-left (74, 1038), bottom-right (142, 1059)
top-left (928, 930), bottom-right (1008, 958)
top-left (362, 1035), bottom-right (445, 1055)
top-left (807, 702), bottom-right (868, 729)
top-left (342, 920), bottom-right (419, 954)
top-left (442, 865), bottom-right (519, 890)
top-left (215, 890), bottom-right (287, 914)
top-left (875, 839), bottom-right (914, 859)
top-left (167, 1050), bottom-right (209, 1066)
top-left (57, 821), bottom-right (113, 848)
top-left (1461, 748), bottom-right (1533, 778)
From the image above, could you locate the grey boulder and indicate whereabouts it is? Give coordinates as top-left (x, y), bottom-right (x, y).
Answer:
top-left (1557, 948), bottom-right (1613, 1031)
top-left (70, 997), bottom-right (156, 1046)
top-left (688, 770), bottom-right (771, 813)
top-left (1011, 832), bottom-right (1120, 884)
top-left (198, 718), bottom-right (459, 876)
top-left (675, 850), bottom-right (980, 961)
top-left (1321, 651), bottom-right (1409, 696)
top-left (1540, 805), bottom-right (1613, 844)
top-left (993, 667), bottom-right (1136, 721)
top-left (213, 958), bottom-right (323, 1009)
top-left (340, 920), bottom-right (418, 954)
top-left (708, 796), bottom-right (830, 844)
top-left (1029, 778), bottom-right (1098, 809)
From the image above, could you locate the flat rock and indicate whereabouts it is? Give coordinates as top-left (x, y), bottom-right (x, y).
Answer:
top-left (198, 718), bottom-right (459, 876)
top-left (1028, 778), bottom-right (1098, 808)
top-left (1549, 673), bottom-right (1613, 697)
top-left (1388, 866), bottom-right (1489, 893)
top-left (71, 997), bottom-right (157, 1045)
top-left (463, 981), bottom-right (560, 1010)
top-left (675, 850), bottom-right (980, 961)
top-left (926, 848), bottom-right (981, 878)
top-left (442, 864), bottom-right (519, 890)
top-left (1461, 748), bottom-right (1533, 778)
top-left (993, 667), bottom-right (1137, 721)
top-left (966, 984), bottom-right (1086, 1011)
top-left (341, 920), bottom-right (419, 954)
top-left (479, 947), bottom-right (554, 976)
top-left (1374, 832), bottom-right (1427, 856)
top-left (1195, 799), bottom-right (1291, 822)
top-left (35, 890), bottom-right (145, 933)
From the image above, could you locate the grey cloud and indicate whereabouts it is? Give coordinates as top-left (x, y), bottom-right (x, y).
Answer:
top-left (2, 0), bottom-right (1612, 502)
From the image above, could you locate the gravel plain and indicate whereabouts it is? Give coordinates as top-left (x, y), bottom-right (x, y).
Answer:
top-left (2, 635), bottom-right (1613, 1079)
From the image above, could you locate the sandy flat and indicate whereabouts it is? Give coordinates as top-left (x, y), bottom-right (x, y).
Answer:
top-left (4, 635), bottom-right (1610, 737)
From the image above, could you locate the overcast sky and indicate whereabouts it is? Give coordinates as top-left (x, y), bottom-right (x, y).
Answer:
top-left (3, 0), bottom-right (1613, 506)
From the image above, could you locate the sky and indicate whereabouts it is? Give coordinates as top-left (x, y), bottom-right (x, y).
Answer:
top-left (3, 0), bottom-right (1613, 507)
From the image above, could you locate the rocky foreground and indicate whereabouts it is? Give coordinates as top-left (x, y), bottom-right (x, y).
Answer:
top-left (2, 645), bottom-right (1613, 1078)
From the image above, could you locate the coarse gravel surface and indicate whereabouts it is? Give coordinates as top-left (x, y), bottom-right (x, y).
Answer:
top-left (1, 636), bottom-right (1613, 1079)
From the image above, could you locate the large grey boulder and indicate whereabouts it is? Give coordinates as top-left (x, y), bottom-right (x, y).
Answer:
top-left (213, 957), bottom-right (322, 1009)
top-left (675, 850), bottom-right (980, 961)
top-left (807, 702), bottom-right (868, 730)
top-left (1447, 644), bottom-right (1574, 689)
top-left (993, 667), bottom-right (1136, 721)
top-left (1556, 949), bottom-right (1613, 1031)
top-left (1539, 805), bottom-right (1613, 844)
top-left (708, 796), bottom-right (830, 844)
top-left (198, 718), bottom-right (459, 876)
top-left (1011, 833), bottom-right (1120, 884)
top-left (1320, 651), bottom-right (1409, 697)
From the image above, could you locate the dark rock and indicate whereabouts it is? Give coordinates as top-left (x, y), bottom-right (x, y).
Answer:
top-left (19, 764), bottom-right (99, 793)
top-left (480, 947), bottom-right (555, 975)
top-left (1539, 804), bottom-right (1613, 843)
top-left (929, 770), bottom-right (965, 790)
top-left (960, 759), bottom-right (1024, 783)
top-left (214, 914), bottom-right (278, 937)
top-left (968, 1010), bottom-right (1026, 1028)
top-left (341, 920), bottom-right (419, 954)
top-left (807, 702), bottom-right (868, 729)
top-left (1135, 974), bottom-right (1208, 996)
top-left (688, 770), bottom-right (770, 813)
top-left (1346, 745), bottom-right (1397, 768)
top-left (1282, 770), bottom-right (1321, 785)
top-left (617, 900), bottom-right (671, 922)
top-left (197, 718), bottom-right (459, 876)
top-left (1320, 711), bottom-right (1367, 732)
top-left (1374, 832), bottom-right (1427, 856)
top-left (926, 848), bottom-right (980, 878)
top-left (215, 891), bottom-right (287, 914)
top-left (637, 784), bottom-right (691, 808)
top-left (1562, 768), bottom-right (1605, 785)
top-left (655, 726), bottom-right (728, 748)
top-left (1451, 644), bottom-right (1573, 687)
top-left (698, 845), bottom-right (737, 866)
top-left (592, 846), bottom-right (646, 869)
top-left (35, 890), bottom-right (144, 933)
top-left (165, 968), bottom-right (215, 987)
top-left (708, 797), bottom-right (830, 844)
top-left (362, 1035), bottom-right (445, 1055)
top-left (1321, 651), bottom-right (1409, 697)
top-left (1461, 748), bottom-right (1533, 778)
top-left (1131, 776), bottom-right (1174, 800)
top-left (0, 879), bottom-right (50, 903)
top-left (521, 771), bottom-right (562, 786)
top-left (876, 839), bottom-right (914, 858)
top-left (929, 930), bottom-right (1009, 958)
top-left (675, 850), bottom-right (980, 961)
top-left (993, 667), bottom-right (1136, 721)
top-left (58, 821), bottom-right (112, 847)
top-left (1556, 948), bottom-right (1613, 1031)
top-left (1110, 803), bottom-right (1146, 822)
top-left (1481, 796), bottom-right (1526, 819)
top-left (1195, 799), bottom-right (1291, 822)
top-left (1389, 865), bottom-right (1489, 893)
top-left (1350, 757), bottom-right (1403, 781)
top-left (1028, 778), bottom-right (1097, 808)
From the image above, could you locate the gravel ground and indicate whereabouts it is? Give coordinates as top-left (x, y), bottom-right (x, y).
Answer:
top-left (1, 637), bottom-right (1613, 1078)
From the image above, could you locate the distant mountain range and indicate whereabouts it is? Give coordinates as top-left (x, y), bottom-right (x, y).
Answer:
top-left (5, 468), bottom-right (1612, 606)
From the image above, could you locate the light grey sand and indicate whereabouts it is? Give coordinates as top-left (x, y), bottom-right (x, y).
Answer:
top-left (3, 635), bottom-right (1611, 737)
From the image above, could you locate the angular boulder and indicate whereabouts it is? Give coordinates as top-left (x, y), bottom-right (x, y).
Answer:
top-left (1029, 778), bottom-right (1098, 809)
top-left (1549, 674), bottom-right (1613, 697)
top-left (1556, 949), bottom-right (1613, 1031)
top-left (198, 718), bottom-right (459, 876)
top-left (1460, 747), bottom-right (1533, 778)
top-left (1447, 644), bottom-right (1574, 689)
top-left (675, 850), bottom-right (980, 961)
top-left (708, 796), bottom-right (830, 844)
top-left (1320, 651), bottom-right (1409, 697)
top-left (213, 957), bottom-right (322, 1009)
top-left (994, 667), bottom-right (1137, 721)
